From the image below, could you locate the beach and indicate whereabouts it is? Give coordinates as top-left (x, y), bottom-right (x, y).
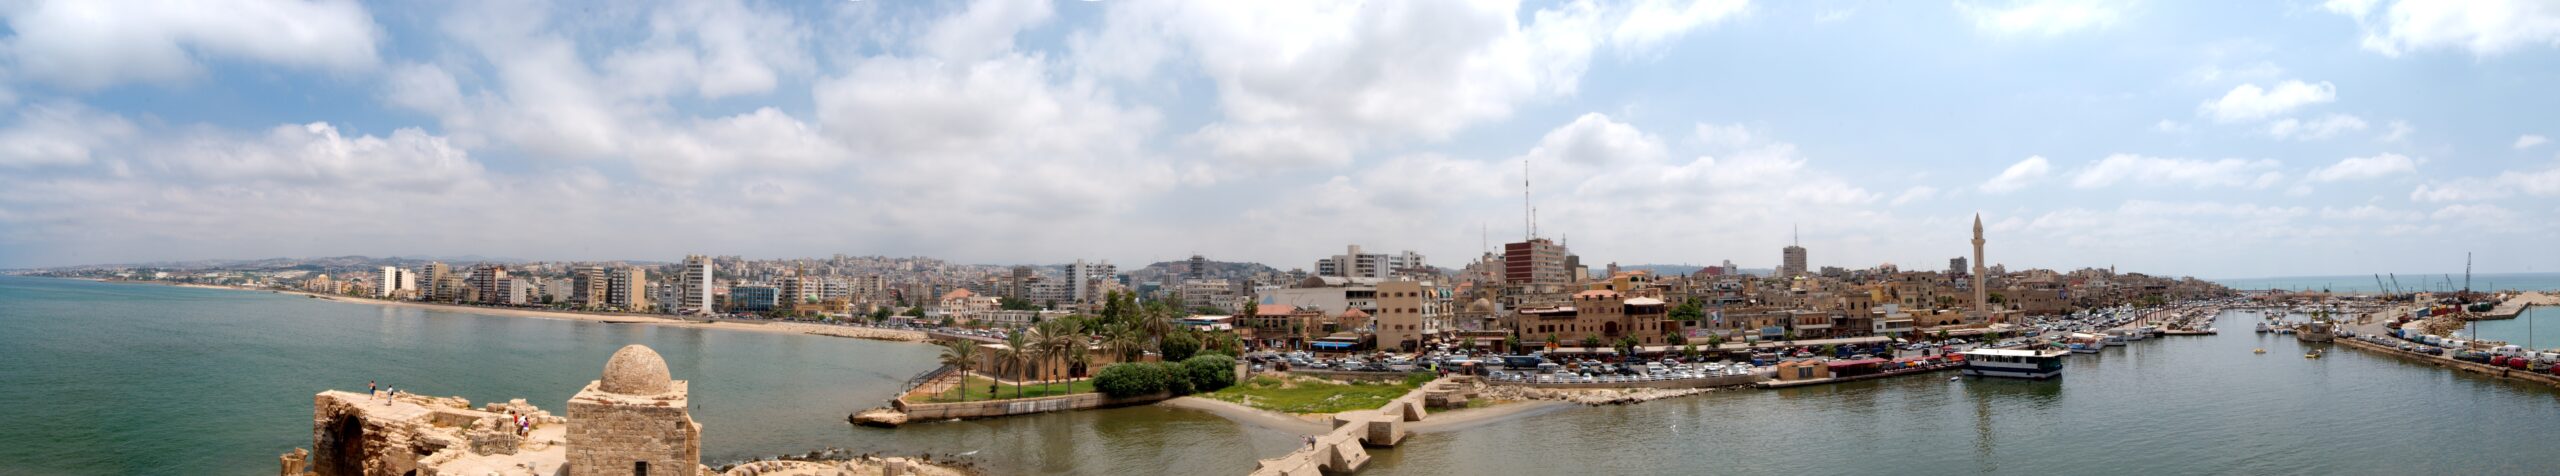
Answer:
top-left (162, 282), bottom-right (930, 343)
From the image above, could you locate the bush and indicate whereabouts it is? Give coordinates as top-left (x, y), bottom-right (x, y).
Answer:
top-left (1157, 362), bottom-right (1196, 395)
top-left (1401, 372), bottom-right (1437, 387)
top-left (1182, 354), bottom-right (1238, 392)
top-left (1159, 332), bottom-right (1202, 362)
top-left (1094, 363), bottom-right (1170, 398)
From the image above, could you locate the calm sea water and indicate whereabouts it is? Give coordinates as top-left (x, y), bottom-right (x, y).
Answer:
top-left (7, 275), bottom-right (2560, 475)
top-left (2212, 272), bottom-right (2560, 293)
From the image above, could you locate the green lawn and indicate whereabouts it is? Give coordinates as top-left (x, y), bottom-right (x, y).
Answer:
top-left (1201, 375), bottom-right (1421, 414)
top-left (916, 376), bottom-right (1095, 403)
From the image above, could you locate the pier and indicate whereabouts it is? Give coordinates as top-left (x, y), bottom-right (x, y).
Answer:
top-left (1245, 376), bottom-right (1462, 475)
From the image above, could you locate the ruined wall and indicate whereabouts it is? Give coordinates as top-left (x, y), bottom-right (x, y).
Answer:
top-left (308, 393), bottom-right (427, 476)
top-left (566, 383), bottom-right (699, 476)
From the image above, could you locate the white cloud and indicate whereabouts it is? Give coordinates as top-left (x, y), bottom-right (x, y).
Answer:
top-left (0, 102), bottom-right (137, 168)
top-left (1524, 113), bottom-right (1669, 166)
top-left (1978, 155), bottom-right (2052, 193)
top-left (2308, 153), bottom-right (2418, 182)
top-left (2377, 119), bottom-right (2414, 143)
top-left (2321, 205), bottom-right (2421, 221)
top-left (1890, 186), bottom-right (1939, 206)
top-left (2410, 162), bottom-right (2560, 202)
top-left (2071, 154), bottom-right (2283, 189)
top-left (2154, 120), bottom-right (2191, 134)
top-left (600, 0), bottom-right (813, 99)
top-left (2267, 114), bottom-right (2369, 140)
top-left (2517, 134), bottom-right (2549, 149)
top-left (2430, 203), bottom-right (2525, 231)
top-left (1953, 0), bottom-right (2127, 36)
top-left (916, 0), bottom-right (1056, 61)
top-left (2326, 0), bottom-right (2560, 57)
top-left (2, 0), bottom-right (382, 89)
top-left (2179, 61), bottom-right (2283, 86)
top-left (1612, 0), bottom-right (1750, 51)
top-left (2199, 80), bottom-right (2337, 123)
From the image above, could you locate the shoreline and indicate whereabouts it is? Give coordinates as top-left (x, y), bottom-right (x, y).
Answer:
top-left (99, 279), bottom-right (933, 344)
top-left (1155, 396), bottom-right (1574, 436)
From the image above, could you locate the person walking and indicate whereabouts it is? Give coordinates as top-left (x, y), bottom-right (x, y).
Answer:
top-left (368, 380), bottom-right (379, 401)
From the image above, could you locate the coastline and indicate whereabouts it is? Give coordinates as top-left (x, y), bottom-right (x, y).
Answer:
top-left (1157, 395), bottom-right (1576, 436)
top-left (107, 279), bottom-right (932, 343)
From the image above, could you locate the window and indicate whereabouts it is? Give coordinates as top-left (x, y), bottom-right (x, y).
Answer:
top-left (635, 462), bottom-right (649, 476)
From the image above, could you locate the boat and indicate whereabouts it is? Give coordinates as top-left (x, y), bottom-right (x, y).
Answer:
top-left (2066, 333), bottom-right (2104, 354)
top-left (2101, 329), bottom-right (2129, 347)
top-left (2304, 349), bottom-right (2324, 359)
top-left (2255, 322), bottom-right (2271, 334)
top-left (2295, 321), bottom-right (2334, 342)
top-left (1959, 348), bottom-right (2068, 380)
top-left (2253, 348), bottom-right (2266, 354)
top-left (2127, 327), bottom-right (2151, 341)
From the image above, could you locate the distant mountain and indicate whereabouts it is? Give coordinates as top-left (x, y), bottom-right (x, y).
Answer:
top-left (33, 255), bottom-right (532, 271)
top-left (1133, 259), bottom-right (1281, 281)
top-left (1620, 264), bottom-right (1705, 275)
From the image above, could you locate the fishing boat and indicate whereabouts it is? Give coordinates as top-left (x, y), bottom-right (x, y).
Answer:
top-left (2101, 329), bottom-right (2129, 347)
top-left (2253, 348), bottom-right (2266, 354)
top-left (2304, 349), bottom-right (2324, 359)
top-left (2255, 322), bottom-right (2271, 334)
top-left (2066, 333), bottom-right (2104, 354)
top-left (1960, 348), bottom-right (2068, 380)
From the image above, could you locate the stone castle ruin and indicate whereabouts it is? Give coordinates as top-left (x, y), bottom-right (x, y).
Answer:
top-left (284, 344), bottom-right (704, 476)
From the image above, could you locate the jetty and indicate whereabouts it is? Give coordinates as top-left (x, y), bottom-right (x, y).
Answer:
top-left (2475, 292), bottom-right (2557, 320)
top-left (1245, 376), bottom-right (1469, 475)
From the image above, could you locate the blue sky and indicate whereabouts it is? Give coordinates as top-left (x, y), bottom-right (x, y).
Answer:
top-left (0, 0), bottom-right (2555, 278)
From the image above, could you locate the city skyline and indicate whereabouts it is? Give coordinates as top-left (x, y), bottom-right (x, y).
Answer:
top-left (1, 0), bottom-right (2556, 277)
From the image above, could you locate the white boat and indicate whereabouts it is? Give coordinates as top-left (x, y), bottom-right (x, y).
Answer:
top-left (2066, 333), bottom-right (2104, 354)
top-left (1960, 348), bottom-right (2068, 379)
top-left (2254, 322), bottom-right (2271, 334)
top-left (2101, 329), bottom-right (2129, 347)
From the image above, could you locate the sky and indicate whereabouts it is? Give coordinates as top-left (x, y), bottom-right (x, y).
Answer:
top-left (0, 0), bottom-right (2555, 278)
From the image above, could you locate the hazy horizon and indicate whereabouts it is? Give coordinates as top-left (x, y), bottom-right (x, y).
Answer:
top-left (1, 0), bottom-right (2554, 277)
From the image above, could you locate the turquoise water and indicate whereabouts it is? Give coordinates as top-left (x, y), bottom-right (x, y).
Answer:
top-left (0, 276), bottom-right (1289, 475)
top-left (2212, 272), bottom-right (2560, 293)
top-left (9, 276), bottom-right (2560, 475)
top-left (2472, 306), bottom-right (2560, 350)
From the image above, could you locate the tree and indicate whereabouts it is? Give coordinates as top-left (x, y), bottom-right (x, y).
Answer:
top-left (1670, 301), bottom-right (1704, 323)
top-left (1181, 354), bottom-right (1239, 392)
top-left (903, 306), bottom-right (927, 318)
top-left (1667, 333), bottom-right (1688, 346)
top-left (870, 307), bottom-right (893, 323)
top-left (1093, 363), bottom-right (1169, 398)
top-left (936, 340), bottom-right (981, 402)
top-left (1936, 329), bottom-right (1951, 342)
top-left (1160, 331), bottom-right (1203, 362)
top-left (1000, 332), bottom-right (1035, 399)
top-left (1580, 336), bottom-right (1604, 351)
top-left (1681, 343), bottom-right (1699, 358)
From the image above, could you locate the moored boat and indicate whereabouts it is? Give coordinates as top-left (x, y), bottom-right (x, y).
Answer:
top-left (1959, 348), bottom-right (2067, 379)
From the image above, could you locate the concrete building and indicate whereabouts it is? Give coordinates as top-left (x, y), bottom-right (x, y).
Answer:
top-left (1375, 281), bottom-right (1446, 352)
top-left (608, 267), bottom-right (648, 311)
top-left (567, 345), bottom-right (699, 476)
top-left (1972, 214), bottom-right (1990, 318)
top-left (1781, 245), bottom-right (1807, 278)
top-left (376, 266), bottom-right (415, 299)
top-left (730, 286), bottom-right (778, 312)
top-left (677, 256), bottom-right (714, 315)
top-left (571, 266), bottom-right (609, 309)
top-left (1502, 238), bottom-right (1570, 288)
top-left (1067, 259), bottom-right (1116, 305)
top-left (465, 265), bottom-right (508, 304)
top-left (423, 262), bottom-right (454, 302)
top-left (1316, 245), bottom-right (1425, 280)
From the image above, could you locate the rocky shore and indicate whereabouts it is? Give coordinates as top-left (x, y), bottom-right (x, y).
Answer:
top-left (1469, 381), bottom-right (1742, 406)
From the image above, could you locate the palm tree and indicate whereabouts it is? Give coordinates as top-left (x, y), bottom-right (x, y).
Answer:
top-left (1000, 331), bottom-right (1034, 399)
top-left (1062, 334), bottom-right (1094, 381)
top-left (936, 340), bottom-right (981, 401)
top-left (1034, 320), bottom-right (1079, 385)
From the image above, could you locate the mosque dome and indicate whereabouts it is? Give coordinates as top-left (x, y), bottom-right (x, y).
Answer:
top-left (599, 344), bottom-right (672, 395)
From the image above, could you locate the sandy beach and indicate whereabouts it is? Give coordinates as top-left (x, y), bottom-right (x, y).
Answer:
top-left (153, 282), bottom-right (930, 343)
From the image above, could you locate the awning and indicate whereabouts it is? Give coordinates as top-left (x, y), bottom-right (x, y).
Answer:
top-left (1312, 341), bottom-right (1356, 349)
top-left (1825, 358), bottom-right (1888, 368)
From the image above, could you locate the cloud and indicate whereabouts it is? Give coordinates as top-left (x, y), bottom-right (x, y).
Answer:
top-left (2410, 162), bottom-right (2560, 202)
top-left (1089, 0), bottom-right (1741, 169)
top-left (2325, 0), bottom-right (2560, 57)
top-left (1953, 0), bottom-right (2127, 36)
top-left (0, 102), bottom-right (137, 168)
top-left (2, 0), bottom-right (382, 90)
top-left (2517, 134), bottom-right (2549, 149)
top-left (2199, 80), bottom-right (2337, 123)
top-left (1890, 186), bottom-right (1939, 206)
top-left (2308, 153), bottom-right (2418, 182)
top-left (916, 0), bottom-right (1056, 61)
top-left (2179, 61), bottom-right (2283, 86)
top-left (2377, 119), bottom-right (2414, 143)
top-left (1524, 113), bottom-right (1669, 166)
top-left (1979, 155), bottom-right (2052, 193)
top-left (2321, 205), bottom-right (2421, 221)
top-left (2071, 154), bottom-right (2282, 189)
top-left (2267, 114), bottom-right (2369, 140)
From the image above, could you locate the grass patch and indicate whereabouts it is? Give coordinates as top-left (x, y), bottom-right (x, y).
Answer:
top-left (916, 376), bottom-right (1095, 403)
top-left (1202, 375), bottom-right (1421, 414)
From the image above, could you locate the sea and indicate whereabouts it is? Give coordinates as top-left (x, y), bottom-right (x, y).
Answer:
top-left (2211, 272), bottom-right (2560, 294)
top-left (5, 275), bottom-right (2560, 475)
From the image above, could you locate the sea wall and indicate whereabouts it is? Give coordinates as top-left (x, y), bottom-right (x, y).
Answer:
top-left (893, 392), bottom-right (1169, 420)
top-left (1499, 373), bottom-right (1760, 390)
top-left (2336, 337), bottom-right (2560, 388)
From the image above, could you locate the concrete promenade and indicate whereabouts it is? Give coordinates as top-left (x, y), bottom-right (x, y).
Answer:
top-left (1244, 376), bottom-right (1460, 476)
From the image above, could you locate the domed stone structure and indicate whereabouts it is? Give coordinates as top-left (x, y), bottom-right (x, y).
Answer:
top-left (568, 344), bottom-right (699, 476)
top-left (598, 344), bottom-right (672, 395)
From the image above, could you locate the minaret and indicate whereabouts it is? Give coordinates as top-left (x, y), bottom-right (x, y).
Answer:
top-left (1972, 214), bottom-right (1989, 316)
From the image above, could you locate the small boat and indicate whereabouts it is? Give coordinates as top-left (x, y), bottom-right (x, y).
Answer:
top-left (2255, 322), bottom-right (2271, 334)
top-left (2304, 350), bottom-right (2323, 359)
top-left (2253, 348), bottom-right (2266, 354)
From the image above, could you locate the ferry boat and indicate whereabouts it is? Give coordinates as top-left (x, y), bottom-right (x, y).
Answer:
top-left (1960, 348), bottom-right (2068, 379)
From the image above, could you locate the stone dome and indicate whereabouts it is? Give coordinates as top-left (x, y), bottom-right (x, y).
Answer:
top-left (1466, 298), bottom-right (1496, 314)
top-left (598, 344), bottom-right (672, 395)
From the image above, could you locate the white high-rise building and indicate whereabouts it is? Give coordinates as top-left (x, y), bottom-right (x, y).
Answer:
top-left (1067, 259), bottom-right (1116, 304)
top-left (678, 255), bottom-right (714, 315)
top-left (376, 266), bottom-right (415, 298)
top-left (1316, 245), bottom-right (1426, 280)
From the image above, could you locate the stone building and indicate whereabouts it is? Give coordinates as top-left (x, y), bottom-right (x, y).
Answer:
top-left (567, 345), bottom-right (701, 476)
